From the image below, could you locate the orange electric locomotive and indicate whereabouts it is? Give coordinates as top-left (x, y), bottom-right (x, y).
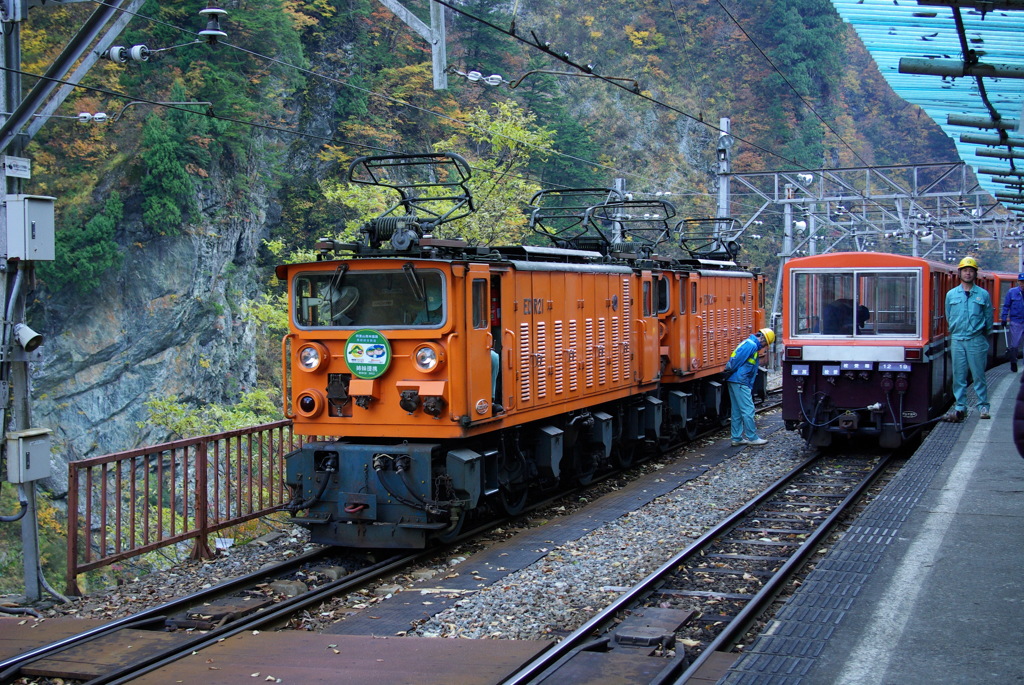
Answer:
top-left (781, 251), bottom-right (1003, 448)
top-left (280, 154), bottom-right (765, 548)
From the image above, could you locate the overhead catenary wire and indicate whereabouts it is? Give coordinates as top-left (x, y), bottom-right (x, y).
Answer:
top-left (79, 0), bottom-right (805, 200)
top-left (80, 0), bottom-right (692, 195)
top-left (663, 0), bottom-right (709, 121)
top-left (712, 0), bottom-right (874, 169)
top-left (0, 62), bottom-right (582, 194)
top-left (428, 0), bottom-right (814, 171)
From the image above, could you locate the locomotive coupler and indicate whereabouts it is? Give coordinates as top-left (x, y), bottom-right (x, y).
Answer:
top-left (284, 455), bottom-right (336, 513)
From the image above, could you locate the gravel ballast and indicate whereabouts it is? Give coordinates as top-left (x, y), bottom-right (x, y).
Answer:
top-left (411, 420), bottom-right (807, 640)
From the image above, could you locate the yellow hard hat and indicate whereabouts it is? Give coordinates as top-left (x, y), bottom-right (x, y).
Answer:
top-left (958, 256), bottom-right (978, 270)
top-left (759, 327), bottom-right (775, 345)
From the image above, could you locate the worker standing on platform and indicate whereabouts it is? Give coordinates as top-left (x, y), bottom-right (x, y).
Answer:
top-left (725, 328), bottom-right (773, 446)
top-left (945, 257), bottom-right (993, 421)
top-left (1000, 273), bottom-right (1024, 373)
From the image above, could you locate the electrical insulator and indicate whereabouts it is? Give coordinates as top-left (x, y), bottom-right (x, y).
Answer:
top-left (198, 6), bottom-right (228, 43)
top-left (106, 46), bottom-right (129, 63)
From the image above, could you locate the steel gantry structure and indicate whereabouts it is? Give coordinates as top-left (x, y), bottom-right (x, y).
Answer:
top-left (717, 162), bottom-right (1023, 327)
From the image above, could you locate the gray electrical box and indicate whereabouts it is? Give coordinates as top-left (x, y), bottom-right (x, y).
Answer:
top-left (6, 194), bottom-right (56, 261)
top-left (6, 428), bottom-right (52, 483)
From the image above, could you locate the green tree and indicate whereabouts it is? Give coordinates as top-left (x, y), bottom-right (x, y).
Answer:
top-left (515, 66), bottom-right (606, 188)
top-left (39, 193), bottom-right (124, 295)
top-left (140, 112), bottom-right (194, 235)
top-left (142, 388), bottom-right (280, 438)
top-left (430, 101), bottom-right (554, 246)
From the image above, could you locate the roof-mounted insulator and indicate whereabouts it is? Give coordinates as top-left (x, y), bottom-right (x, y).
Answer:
top-left (198, 6), bottom-right (227, 44)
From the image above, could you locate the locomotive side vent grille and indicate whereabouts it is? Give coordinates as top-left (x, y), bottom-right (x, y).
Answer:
top-left (611, 315), bottom-right (620, 384)
top-left (700, 303), bottom-right (708, 368)
top-left (537, 321), bottom-right (548, 399)
top-left (554, 320), bottom-right (565, 395)
top-left (702, 302), bottom-right (711, 367)
top-left (585, 318), bottom-right (595, 389)
top-left (598, 317), bottom-right (607, 386)
top-left (569, 319), bottom-right (579, 393)
top-left (717, 306), bottom-right (725, 362)
top-left (519, 322), bottom-right (532, 403)
top-left (621, 278), bottom-right (632, 381)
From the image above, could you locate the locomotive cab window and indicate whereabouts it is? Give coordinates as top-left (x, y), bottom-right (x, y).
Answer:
top-left (792, 269), bottom-right (920, 338)
top-left (293, 268), bottom-right (447, 328)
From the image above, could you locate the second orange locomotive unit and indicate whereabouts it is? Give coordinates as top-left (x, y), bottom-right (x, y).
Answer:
top-left (281, 154), bottom-right (765, 548)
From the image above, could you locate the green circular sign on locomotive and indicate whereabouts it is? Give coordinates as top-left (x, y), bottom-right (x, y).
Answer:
top-left (344, 329), bottom-right (392, 379)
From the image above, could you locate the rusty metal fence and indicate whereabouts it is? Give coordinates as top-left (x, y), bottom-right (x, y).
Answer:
top-left (66, 420), bottom-right (318, 595)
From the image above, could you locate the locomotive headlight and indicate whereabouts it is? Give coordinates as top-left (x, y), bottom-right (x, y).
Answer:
top-left (297, 342), bottom-right (328, 372)
top-left (415, 346), bottom-right (437, 370)
top-left (413, 343), bottom-right (445, 372)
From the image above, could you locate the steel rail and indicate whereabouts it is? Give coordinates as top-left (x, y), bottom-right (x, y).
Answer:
top-left (90, 401), bottom-right (783, 685)
top-left (501, 451), bottom-right (823, 685)
top-left (4, 399), bottom-right (784, 685)
top-left (659, 453), bottom-right (893, 684)
top-left (0, 546), bottom-right (333, 680)
top-left (92, 549), bottom-right (430, 685)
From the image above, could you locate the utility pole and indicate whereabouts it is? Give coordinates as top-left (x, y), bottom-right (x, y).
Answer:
top-left (0, 11), bottom-right (51, 604)
top-left (611, 177), bottom-right (626, 244)
top-left (715, 117), bottom-right (733, 241)
top-left (376, 0), bottom-right (448, 89)
top-left (769, 184), bottom-right (797, 336)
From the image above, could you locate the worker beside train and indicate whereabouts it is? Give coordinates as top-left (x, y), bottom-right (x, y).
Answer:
top-left (944, 257), bottom-right (993, 421)
top-left (1000, 272), bottom-right (1024, 373)
top-left (725, 328), bottom-right (774, 446)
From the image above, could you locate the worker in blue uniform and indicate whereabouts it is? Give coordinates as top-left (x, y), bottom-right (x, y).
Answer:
top-left (944, 256), bottom-right (993, 421)
top-left (724, 328), bottom-right (774, 446)
top-left (1000, 272), bottom-right (1024, 373)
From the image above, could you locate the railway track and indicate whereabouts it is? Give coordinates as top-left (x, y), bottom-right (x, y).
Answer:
top-left (0, 548), bottom-right (424, 685)
top-left (501, 449), bottom-right (891, 685)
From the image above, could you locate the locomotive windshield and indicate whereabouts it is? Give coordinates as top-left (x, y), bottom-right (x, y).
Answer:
top-left (792, 269), bottom-right (920, 338)
top-left (293, 268), bottom-right (446, 328)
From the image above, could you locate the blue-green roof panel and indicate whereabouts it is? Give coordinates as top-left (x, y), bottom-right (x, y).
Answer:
top-left (831, 0), bottom-right (1024, 209)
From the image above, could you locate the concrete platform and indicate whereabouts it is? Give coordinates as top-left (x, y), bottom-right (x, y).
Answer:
top-left (723, 365), bottom-right (1024, 684)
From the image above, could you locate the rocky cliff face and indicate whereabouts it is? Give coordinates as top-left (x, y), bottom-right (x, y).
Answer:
top-left (30, 158), bottom-right (274, 492)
